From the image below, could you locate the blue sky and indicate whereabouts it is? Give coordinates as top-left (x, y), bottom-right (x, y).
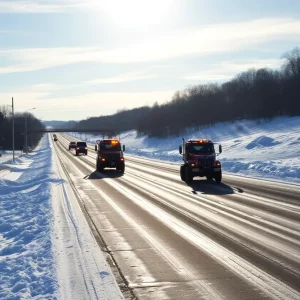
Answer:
top-left (0, 0), bottom-right (300, 121)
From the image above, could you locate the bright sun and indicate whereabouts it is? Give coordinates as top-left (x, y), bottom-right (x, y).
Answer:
top-left (93, 0), bottom-right (175, 29)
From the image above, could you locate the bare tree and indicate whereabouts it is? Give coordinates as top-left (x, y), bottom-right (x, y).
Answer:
top-left (282, 47), bottom-right (300, 78)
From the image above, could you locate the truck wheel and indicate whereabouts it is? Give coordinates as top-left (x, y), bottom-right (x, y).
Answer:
top-left (97, 161), bottom-right (103, 172)
top-left (185, 167), bottom-right (193, 183)
top-left (180, 165), bottom-right (186, 181)
top-left (76, 151), bottom-right (79, 156)
top-left (214, 172), bottom-right (222, 183)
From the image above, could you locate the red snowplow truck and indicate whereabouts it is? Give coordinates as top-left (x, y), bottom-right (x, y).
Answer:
top-left (95, 139), bottom-right (125, 173)
top-left (179, 138), bottom-right (222, 183)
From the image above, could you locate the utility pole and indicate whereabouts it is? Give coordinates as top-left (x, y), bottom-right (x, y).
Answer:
top-left (12, 97), bottom-right (15, 162)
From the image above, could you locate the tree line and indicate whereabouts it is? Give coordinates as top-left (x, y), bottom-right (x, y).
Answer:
top-left (0, 106), bottom-right (45, 151)
top-left (72, 47), bottom-right (300, 137)
top-left (73, 106), bottom-right (150, 136)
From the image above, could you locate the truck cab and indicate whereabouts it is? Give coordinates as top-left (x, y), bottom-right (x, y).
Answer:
top-left (179, 138), bottom-right (222, 183)
top-left (95, 139), bottom-right (125, 173)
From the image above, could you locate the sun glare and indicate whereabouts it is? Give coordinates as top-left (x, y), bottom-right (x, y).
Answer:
top-left (93, 0), bottom-right (175, 29)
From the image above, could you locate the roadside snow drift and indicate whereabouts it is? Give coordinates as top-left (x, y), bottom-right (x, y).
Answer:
top-left (0, 135), bottom-right (124, 300)
top-left (0, 150), bottom-right (22, 165)
top-left (0, 138), bottom-right (57, 299)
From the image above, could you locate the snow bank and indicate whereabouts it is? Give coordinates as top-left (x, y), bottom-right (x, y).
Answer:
top-left (245, 136), bottom-right (281, 149)
top-left (0, 135), bottom-right (125, 299)
top-left (0, 137), bottom-right (58, 299)
top-left (0, 150), bottom-right (22, 165)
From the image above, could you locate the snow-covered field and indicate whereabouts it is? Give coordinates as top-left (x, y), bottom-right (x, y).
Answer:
top-left (0, 150), bottom-right (22, 165)
top-left (0, 136), bottom-right (124, 299)
top-left (82, 116), bottom-right (300, 184)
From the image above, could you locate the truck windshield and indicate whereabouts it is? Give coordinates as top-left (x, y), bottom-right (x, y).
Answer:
top-left (188, 143), bottom-right (214, 154)
top-left (77, 142), bottom-right (87, 147)
top-left (100, 144), bottom-right (121, 151)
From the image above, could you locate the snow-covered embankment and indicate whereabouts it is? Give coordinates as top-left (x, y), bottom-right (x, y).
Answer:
top-left (115, 116), bottom-right (300, 184)
top-left (0, 135), bottom-right (124, 300)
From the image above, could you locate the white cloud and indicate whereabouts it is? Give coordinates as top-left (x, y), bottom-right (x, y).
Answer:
top-left (183, 58), bottom-right (283, 82)
top-left (0, 0), bottom-right (85, 13)
top-left (0, 18), bottom-right (300, 74)
top-left (83, 71), bottom-right (157, 85)
top-left (183, 72), bottom-right (234, 82)
top-left (27, 83), bottom-right (65, 92)
top-left (0, 89), bottom-right (174, 120)
top-left (0, 47), bottom-right (100, 73)
top-left (0, 0), bottom-right (173, 15)
top-left (221, 59), bottom-right (283, 72)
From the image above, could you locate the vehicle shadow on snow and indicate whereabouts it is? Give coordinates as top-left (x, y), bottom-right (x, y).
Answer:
top-left (186, 179), bottom-right (241, 195)
top-left (87, 169), bottom-right (124, 180)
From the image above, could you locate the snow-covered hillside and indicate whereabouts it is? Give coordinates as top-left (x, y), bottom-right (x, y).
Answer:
top-left (92, 116), bottom-right (300, 184)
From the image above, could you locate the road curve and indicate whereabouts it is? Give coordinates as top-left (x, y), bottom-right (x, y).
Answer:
top-left (53, 134), bottom-right (300, 300)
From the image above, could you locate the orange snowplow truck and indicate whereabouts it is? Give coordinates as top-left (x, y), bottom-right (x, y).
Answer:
top-left (179, 138), bottom-right (222, 183)
top-left (95, 139), bottom-right (125, 173)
